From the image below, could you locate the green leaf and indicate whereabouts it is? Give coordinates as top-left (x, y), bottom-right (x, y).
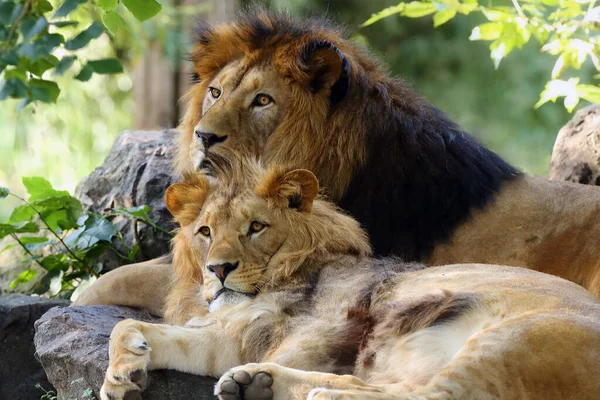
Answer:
top-left (0, 222), bottom-right (40, 238)
top-left (1, 50), bottom-right (20, 66)
top-left (9, 204), bottom-right (36, 223)
top-left (402, 1), bottom-right (437, 18)
top-left (64, 214), bottom-right (117, 249)
top-left (40, 254), bottom-right (70, 271)
top-left (0, 2), bottom-right (15, 25)
top-left (50, 21), bottom-right (79, 27)
top-left (10, 4), bottom-right (24, 24)
top-left (0, 78), bottom-right (28, 100)
top-left (98, 0), bottom-right (118, 11)
top-left (0, 187), bottom-right (9, 199)
top-left (576, 84), bottom-right (600, 104)
top-left (122, 0), bottom-right (162, 22)
top-left (75, 64), bottom-right (93, 81)
top-left (20, 16), bottom-right (48, 41)
top-left (37, 0), bottom-right (54, 13)
top-left (9, 269), bottom-right (37, 290)
top-left (21, 236), bottom-right (53, 251)
top-left (18, 33), bottom-right (64, 61)
top-left (34, 268), bottom-right (64, 296)
top-left (361, 4), bottom-right (405, 27)
top-left (4, 68), bottom-right (26, 80)
top-left (28, 56), bottom-right (59, 77)
top-left (54, 0), bottom-right (88, 18)
top-left (469, 22), bottom-right (503, 41)
top-left (22, 177), bottom-right (61, 201)
top-left (102, 10), bottom-right (125, 35)
top-left (64, 22), bottom-right (104, 51)
top-left (88, 58), bottom-right (123, 74)
top-left (28, 79), bottom-right (60, 103)
top-left (53, 56), bottom-right (77, 75)
top-left (433, 10), bottom-right (456, 27)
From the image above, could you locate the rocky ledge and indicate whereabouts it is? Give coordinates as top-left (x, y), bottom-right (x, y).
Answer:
top-left (34, 305), bottom-right (216, 399)
top-left (0, 295), bottom-right (70, 399)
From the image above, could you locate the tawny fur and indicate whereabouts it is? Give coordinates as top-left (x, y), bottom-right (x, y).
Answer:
top-left (75, 12), bottom-right (600, 314)
top-left (100, 161), bottom-right (600, 400)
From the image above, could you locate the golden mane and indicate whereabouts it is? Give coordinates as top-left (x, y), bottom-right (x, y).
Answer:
top-left (164, 156), bottom-right (371, 324)
top-left (175, 10), bottom-right (519, 261)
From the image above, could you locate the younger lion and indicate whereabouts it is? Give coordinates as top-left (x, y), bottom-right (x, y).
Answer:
top-left (101, 160), bottom-right (600, 400)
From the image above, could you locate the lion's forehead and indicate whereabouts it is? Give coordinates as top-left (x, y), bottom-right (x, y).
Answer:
top-left (203, 192), bottom-right (266, 226)
top-left (214, 60), bottom-right (288, 97)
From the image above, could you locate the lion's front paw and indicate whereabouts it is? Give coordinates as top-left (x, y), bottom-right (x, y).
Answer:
top-left (100, 322), bottom-right (151, 400)
top-left (216, 363), bottom-right (276, 400)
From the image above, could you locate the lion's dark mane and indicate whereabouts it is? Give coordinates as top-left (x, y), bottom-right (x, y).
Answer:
top-left (192, 11), bottom-right (521, 261)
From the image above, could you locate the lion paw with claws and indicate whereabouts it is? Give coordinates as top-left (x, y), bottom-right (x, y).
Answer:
top-left (100, 320), bottom-right (151, 400)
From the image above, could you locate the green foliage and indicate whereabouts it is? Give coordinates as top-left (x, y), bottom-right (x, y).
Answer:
top-left (0, 0), bottom-right (161, 109)
top-left (1, 177), bottom-right (171, 300)
top-left (364, 0), bottom-right (600, 111)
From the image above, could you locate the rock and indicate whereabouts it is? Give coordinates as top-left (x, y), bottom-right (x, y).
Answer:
top-left (550, 104), bottom-right (600, 185)
top-left (34, 305), bottom-right (216, 399)
top-left (75, 130), bottom-right (180, 271)
top-left (0, 294), bottom-right (70, 399)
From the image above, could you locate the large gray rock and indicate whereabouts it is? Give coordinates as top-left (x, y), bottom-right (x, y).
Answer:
top-left (0, 295), bottom-right (70, 399)
top-left (550, 104), bottom-right (600, 185)
top-left (75, 130), bottom-right (180, 271)
top-left (34, 305), bottom-right (216, 400)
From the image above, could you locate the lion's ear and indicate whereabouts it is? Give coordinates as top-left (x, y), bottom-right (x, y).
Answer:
top-left (301, 40), bottom-right (350, 105)
top-left (256, 168), bottom-right (319, 213)
top-left (165, 176), bottom-right (210, 225)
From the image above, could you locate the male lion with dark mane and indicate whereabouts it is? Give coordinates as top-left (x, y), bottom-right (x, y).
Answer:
top-left (76, 11), bottom-right (600, 313)
top-left (100, 158), bottom-right (600, 400)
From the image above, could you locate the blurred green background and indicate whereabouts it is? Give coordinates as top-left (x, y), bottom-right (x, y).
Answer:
top-left (0, 0), bottom-right (581, 220)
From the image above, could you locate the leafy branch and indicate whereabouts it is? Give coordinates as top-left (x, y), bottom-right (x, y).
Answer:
top-left (0, 0), bottom-right (162, 109)
top-left (0, 177), bottom-right (171, 300)
top-left (364, 0), bottom-right (600, 112)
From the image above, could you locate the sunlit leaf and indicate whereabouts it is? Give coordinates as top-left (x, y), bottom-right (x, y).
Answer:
top-left (433, 9), bottom-right (456, 27)
top-left (470, 22), bottom-right (503, 41)
top-left (9, 269), bottom-right (37, 290)
top-left (9, 204), bottom-right (36, 223)
top-left (23, 177), bottom-right (61, 201)
top-left (361, 4), bottom-right (406, 27)
top-left (102, 10), bottom-right (125, 35)
top-left (402, 2), bottom-right (437, 18)
top-left (122, 0), bottom-right (162, 22)
top-left (98, 0), bottom-right (118, 12)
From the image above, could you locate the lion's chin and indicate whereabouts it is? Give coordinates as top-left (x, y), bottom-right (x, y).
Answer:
top-left (208, 287), bottom-right (253, 313)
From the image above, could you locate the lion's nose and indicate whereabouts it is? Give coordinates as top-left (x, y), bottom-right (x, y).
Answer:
top-left (207, 262), bottom-right (239, 284)
top-left (195, 130), bottom-right (227, 148)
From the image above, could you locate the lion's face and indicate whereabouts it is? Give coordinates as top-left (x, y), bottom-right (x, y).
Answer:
top-left (189, 60), bottom-right (292, 171)
top-left (175, 16), bottom-right (358, 199)
top-left (165, 160), bottom-right (371, 313)
top-left (165, 165), bottom-right (320, 311)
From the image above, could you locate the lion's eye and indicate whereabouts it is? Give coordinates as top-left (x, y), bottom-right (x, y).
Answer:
top-left (251, 94), bottom-right (273, 107)
top-left (198, 226), bottom-right (211, 237)
top-left (208, 87), bottom-right (221, 99)
top-left (248, 221), bottom-right (266, 234)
